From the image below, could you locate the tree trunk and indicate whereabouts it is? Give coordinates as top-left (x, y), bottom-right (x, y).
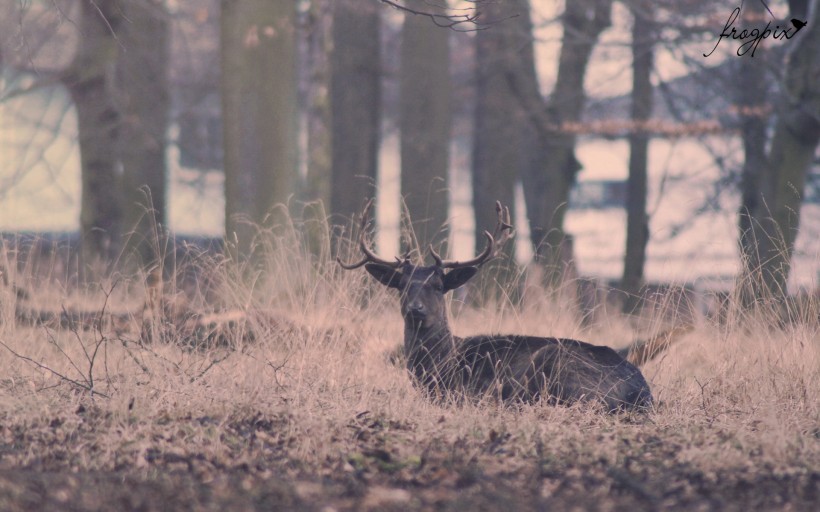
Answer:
top-left (741, 0), bottom-right (820, 302)
top-left (400, 0), bottom-right (451, 257)
top-left (303, 0), bottom-right (333, 207)
top-left (221, 0), bottom-right (299, 260)
top-left (621, 4), bottom-right (654, 314)
top-left (220, 0), bottom-right (250, 255)
top-left (471, 0), bottom-right (526, 298)
top-left (329, 0), bottom-right (381, 227)
top-left (118, 0), bottom-right (171, 270)
top-left (536, 0), bottom-right (611, 284)
top-left (62, 0), bottom-right (125, 270)
top-left (509, 0), bottom-right (613, 287)
top-left (301, 0), bottom-right (334, 257)
top-left (735, 0), bottom-right (772, 307)
top-left (0, 0), bottom-right (17, 67)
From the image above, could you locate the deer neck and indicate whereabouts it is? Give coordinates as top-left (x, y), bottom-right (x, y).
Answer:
top-left (403, 315), bottom-right (456, 382)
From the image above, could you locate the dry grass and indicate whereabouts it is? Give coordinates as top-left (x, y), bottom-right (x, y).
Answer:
top-left (0, 226), bottom-right (817, 511)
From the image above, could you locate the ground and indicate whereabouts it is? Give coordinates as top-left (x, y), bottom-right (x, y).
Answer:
top-left (0, 385), bottom-right (817, 511)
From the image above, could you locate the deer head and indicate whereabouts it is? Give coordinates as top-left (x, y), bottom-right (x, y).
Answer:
top-left (338, 200), bottom-right (514, 330)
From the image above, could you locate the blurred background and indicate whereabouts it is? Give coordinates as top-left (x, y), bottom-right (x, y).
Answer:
top-left (0, 0), bottom-right (818, 311)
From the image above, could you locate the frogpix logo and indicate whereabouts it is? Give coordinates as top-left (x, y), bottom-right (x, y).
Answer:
top-left (703, 0), bottom-right (807, 58)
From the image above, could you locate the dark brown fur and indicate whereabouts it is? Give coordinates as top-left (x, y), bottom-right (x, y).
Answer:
top-left (368, 263), bottom-right (652, 412)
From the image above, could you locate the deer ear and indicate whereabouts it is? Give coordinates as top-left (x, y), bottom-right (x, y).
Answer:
top-left (443, 267), bottom-right (478, 292)
top-left (365, 263), bottom-right (403, 289)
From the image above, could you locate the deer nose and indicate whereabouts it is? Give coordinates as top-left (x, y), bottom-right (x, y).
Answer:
top-left (407, 300), bottom-right (426, 316)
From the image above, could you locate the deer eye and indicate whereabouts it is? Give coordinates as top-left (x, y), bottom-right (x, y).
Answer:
top-left (433, 282), bottom-right (444, 292)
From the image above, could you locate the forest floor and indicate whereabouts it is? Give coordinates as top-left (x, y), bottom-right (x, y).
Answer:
top-left (0, 399), bottom-right (817, 512)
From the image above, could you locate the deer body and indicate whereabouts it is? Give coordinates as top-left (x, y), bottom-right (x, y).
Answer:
top-left (341, 201), bottom-right (652, 412)
top-left (370, 263), bottom-right (652, 412)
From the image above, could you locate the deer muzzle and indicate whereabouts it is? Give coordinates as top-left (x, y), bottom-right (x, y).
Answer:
top-left (406, 299), bottom-right (426, 319)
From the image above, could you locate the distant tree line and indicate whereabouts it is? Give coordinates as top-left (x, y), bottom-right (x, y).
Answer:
top-left (1, 0), bottom-right (817, 307)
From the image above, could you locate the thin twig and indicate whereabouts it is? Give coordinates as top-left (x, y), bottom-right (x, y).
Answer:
top-left (189, 352), bottom-right (232, 383)
top-left (0, 339), bottom-right (109, 398)
top-left (44, 327), bottom-right (88, 388)
top-left (117, 337), bottom-right (152, 375)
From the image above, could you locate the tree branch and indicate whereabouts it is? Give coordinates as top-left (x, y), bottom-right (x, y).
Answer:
top-left (379, 0), bottom-right (509, 30)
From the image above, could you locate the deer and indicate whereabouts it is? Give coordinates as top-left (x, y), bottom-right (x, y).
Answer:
top-left (339, 200), bottom-right (656, 413)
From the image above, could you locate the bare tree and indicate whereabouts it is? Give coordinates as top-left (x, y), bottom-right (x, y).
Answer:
top-left (6, 2), bottom-right (171, 273)
top-left (62, 0), bottom-right (125, 268)
top-left (621, 1), bottom-right (655, 314)
top-left (511, 0), bottom-right (613, 286)
top-left (734, 0), bottom-right (774, 307)
top-left (329, 0), bottom-right (381, 226)
top-left (221, 0), bottom-right (299, 259)
top-left (117, 1), bottom-right (171, 269)
top-left (0, 0), bottom-right (16, 67)
top-left (302, 0), bottom-right (333, 208)
top-left (400, 0), bottom-right (451, 255)
top-left (470, 0), bottom-right (528, 297)
top-left (739, 0), bottom-right (820, 302)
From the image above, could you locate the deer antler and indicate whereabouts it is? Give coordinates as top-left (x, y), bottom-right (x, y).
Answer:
top-left (337, 199), bottom-right (404, 270)
top-left (430, 201), bottom-right (515, 269)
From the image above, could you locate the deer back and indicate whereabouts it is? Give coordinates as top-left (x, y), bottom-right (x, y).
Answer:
top-left (452, 335), bottom-right (652, 412)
